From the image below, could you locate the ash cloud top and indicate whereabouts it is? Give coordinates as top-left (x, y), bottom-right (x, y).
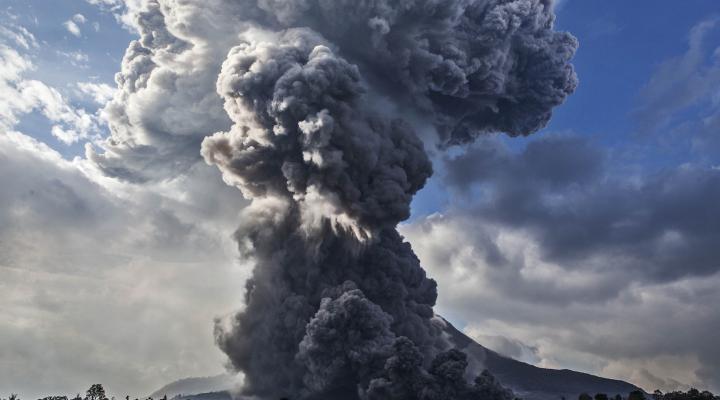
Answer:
top-left (91, 0), bottom-right (577, 183)
top-left (238, 0), bottom-right (579, 145)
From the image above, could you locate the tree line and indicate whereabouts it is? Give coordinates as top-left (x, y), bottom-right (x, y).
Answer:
top-left (3, 383), bottom-right (718, 400)
top-left (575, 389), bottom-right (719, 400)
top-left (0, 385), bottom-right (170, 400)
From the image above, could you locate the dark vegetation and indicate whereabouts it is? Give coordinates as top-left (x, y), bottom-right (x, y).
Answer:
top-left (3, 384), bottom-right (718, 400)
top-left (0, 368), bottom-right (514, 400)
top-left (0, 385), bottom-right (170, 400)
top-left (574, 389), bottom-right (720, 400)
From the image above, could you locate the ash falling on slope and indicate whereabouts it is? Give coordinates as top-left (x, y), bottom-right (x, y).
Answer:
top-left (193, 0), bottom-right (578, 398)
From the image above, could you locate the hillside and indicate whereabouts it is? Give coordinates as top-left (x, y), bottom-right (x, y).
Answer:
top-left (443, 319), bottom-right (641, 400)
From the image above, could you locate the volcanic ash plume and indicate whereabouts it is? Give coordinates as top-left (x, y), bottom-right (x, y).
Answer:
top-left (200, 1), bottom-right (577, 398)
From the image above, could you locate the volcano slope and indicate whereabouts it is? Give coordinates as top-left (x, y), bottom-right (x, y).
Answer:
top-left (441, 318), bottom-right (642, 400)
top-left (162, 318), bottom-right (641, 400)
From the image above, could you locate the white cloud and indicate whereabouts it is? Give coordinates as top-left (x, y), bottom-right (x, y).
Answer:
top-left (85, 0), bottom-right (123, 6)
top-left (400, 210), bottom-right (720, 393)
top-left (89, 0), bottom-right (247, 181)
top-left (65, 14), bottom-right (88, 38)
top-left (0, 7), bottom-right (254, 395)
top-left (77, 82), bottom-right (116, 104)
top-left (57, 49), bottom-right (90, 67)
top-left (73, 13), bottom-right (87, 24)
top-left (63, 20), bottom-right (82, 37)
top-left (0, 23), bottom-right (38, 50)
top-left (0, 131), bottom-right (249, 399)
top-left (0, 45), bottom-right (99, 144)
top-left (17, 79), bottom-right (96, 143)
top-left (84, 0), bottom-right (143, 32)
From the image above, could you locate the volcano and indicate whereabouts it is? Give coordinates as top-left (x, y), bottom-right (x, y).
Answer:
top-left (442, 319), bottom-right (642, 400)
top-left (153, 319), bottom-right (641, 400)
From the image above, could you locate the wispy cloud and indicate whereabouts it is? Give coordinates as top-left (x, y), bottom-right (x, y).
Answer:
top-left (56, 49), bottom-right (90, 67)
top-left (63, 13), bottom-right (87, 37)
top-left (77, 81), bottom-right (115, 104)
top-left (634, 18), bottom-right (720, 133)
top-left (0, 45), bottom-right (99, 144)
top-left (0, 23), bottom-right (38, 50)
top-left (63, 20), bottom-right (81, 37)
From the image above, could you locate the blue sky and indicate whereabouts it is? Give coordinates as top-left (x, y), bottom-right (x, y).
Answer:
top-left (2, 0), bottom-right (720, 398)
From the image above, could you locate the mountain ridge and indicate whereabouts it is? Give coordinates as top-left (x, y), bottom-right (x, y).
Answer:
top-left (442, 318), bottom-right (641, 400)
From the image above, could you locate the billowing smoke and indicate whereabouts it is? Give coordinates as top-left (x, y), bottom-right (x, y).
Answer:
top-left (202, 29), bottom-right (441, 396)
top-left (209, 0), bottom-right (578, 146)
top-left (192, 0), bottom-right (576, 398)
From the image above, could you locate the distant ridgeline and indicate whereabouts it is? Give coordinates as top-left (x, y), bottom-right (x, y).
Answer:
top-left (3, 384), bottom-right (719, 400)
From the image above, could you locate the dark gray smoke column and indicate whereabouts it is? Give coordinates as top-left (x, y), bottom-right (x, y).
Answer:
top-left (201, 1), bottom-right (577, 398)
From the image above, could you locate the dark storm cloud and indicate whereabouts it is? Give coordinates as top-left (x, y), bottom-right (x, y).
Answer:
top-left (399, 134), bottom-right (720, 391)
top-left (444, 136), bottom-right (720, 284)
top-left (444, 136), bottom-right (602, 192)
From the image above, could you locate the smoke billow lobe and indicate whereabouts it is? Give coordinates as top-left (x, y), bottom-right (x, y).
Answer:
top-left (234, 0), bottom-right (578, 145)
top-left (198, 0), bottom-right (577, 398)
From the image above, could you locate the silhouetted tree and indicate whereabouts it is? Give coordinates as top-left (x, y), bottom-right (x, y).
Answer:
top-left (85, 385), bottom-right (107, 400)
top-left (579, 393), bottom-right (593, 400)
top-left (662, 388), bottom-right (718, 400)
